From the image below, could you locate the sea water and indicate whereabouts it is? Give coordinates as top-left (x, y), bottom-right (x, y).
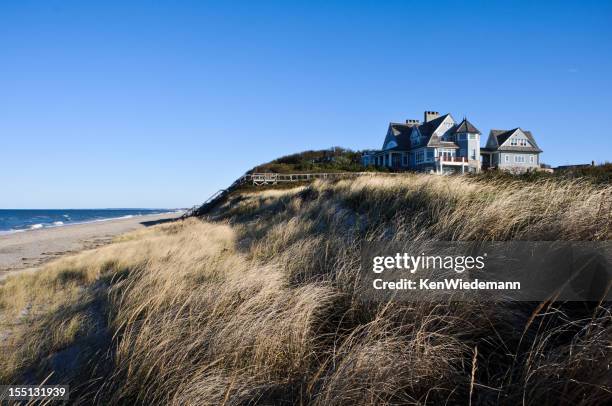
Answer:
top-left (0, 209), bottom-right (177, 234)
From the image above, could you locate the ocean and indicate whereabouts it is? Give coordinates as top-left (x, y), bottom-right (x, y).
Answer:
top-left (0, 209), bottom-right (177, 234)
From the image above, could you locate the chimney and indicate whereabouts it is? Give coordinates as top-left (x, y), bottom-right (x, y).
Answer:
top-left (405, 119), bottom-right (421, 125)
top-left (424, 111), bottom-right (440, 123)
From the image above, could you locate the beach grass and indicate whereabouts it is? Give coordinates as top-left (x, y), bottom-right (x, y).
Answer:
top-left (0, 173), bottom-right (610, 405)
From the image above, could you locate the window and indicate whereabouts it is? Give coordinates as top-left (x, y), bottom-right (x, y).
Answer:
top-left (530, 156), bottom-right (534, 163)
top-left (416, 151), bottom-right (425, 164)
top-left (439, 149), bottom-right (456, 161)
top-left (469, 134), bottom-right (476, 140)
top-left (511, 138), bottom-right (529, 147)
top-left (385, 140), bottom-right (398, 149)
top-left (402, 155), bottom-right (408, 166)
top-left (505, 155), bottom-right (509, 162)
top-left (426, 150), bottom-right (434, 160)
top-left (514, 155), bottom-right (525, 163)
top-left (471, 149), bottom-right (477, 159)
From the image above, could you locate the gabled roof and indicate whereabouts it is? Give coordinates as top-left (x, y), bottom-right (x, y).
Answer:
top-left (386, 122), bottom-right (416, 150)
top-left (490, 129), bottom-right (514, 146)
top-left (390, 122), bottom-right (418, 133)
top-left (453, 118), bottom-right (481, 134)
top-left (384, 113), bottom-right (462, 151)
top-left (419, 114), bottom-right (451, 138)
top-left (422, 114), bottom-right (460, 148)
top-left (490, 128), bottom-right (542, 153)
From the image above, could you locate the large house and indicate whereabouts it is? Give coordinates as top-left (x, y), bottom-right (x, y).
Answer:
top-left (362, 110), bottom-right (543, 174)
top-left (481, 128), bottom-right (542, 171)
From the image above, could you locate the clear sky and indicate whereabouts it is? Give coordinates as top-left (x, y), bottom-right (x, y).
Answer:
top-left (1, 0), bottom-right (611, 209)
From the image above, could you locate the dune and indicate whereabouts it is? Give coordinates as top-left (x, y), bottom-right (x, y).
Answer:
top-left (0, 174), bottom-right (610, 405)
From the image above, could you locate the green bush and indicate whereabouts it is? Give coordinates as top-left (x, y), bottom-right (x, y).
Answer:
top-left (251, 147), bottom-right (379, 174)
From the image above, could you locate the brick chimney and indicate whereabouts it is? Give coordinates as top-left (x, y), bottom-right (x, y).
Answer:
top-left (405, 119), bottom-right (420, 125)
top-left (424, 111), bottom-right (440, 123)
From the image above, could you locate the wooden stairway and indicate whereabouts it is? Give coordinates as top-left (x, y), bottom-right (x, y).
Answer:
top-left (181, 174), bottom-right (249, 218)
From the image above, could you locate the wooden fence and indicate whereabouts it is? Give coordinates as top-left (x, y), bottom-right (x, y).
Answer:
top-left (183, 172), bottom-right (379, 218)
top-left (246, 172), bottom-right (371, 185)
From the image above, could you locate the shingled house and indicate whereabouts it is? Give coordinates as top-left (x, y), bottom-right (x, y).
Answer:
top-left (363, 110), bottom-right (543, 174)
top-left (480, 128), bottom-right (543, 171)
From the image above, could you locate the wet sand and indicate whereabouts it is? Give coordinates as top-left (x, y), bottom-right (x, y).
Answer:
top-left (0, 212), bottom-right (182, 279)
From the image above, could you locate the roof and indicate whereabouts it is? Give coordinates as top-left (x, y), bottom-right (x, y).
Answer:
top-left (384, 113), bottom-right (462, 151)
top-left (427, 139), bottom-right (459, 148)
top-left (387, 123), bottom-right (416, 150)
top-left (490, 128), bottom-right (542, 153)
top-left (490, 129), bottom-right (514, 146)
top-left (421, 114), bottom-right (462, 148)
top-left (418, 114), bottom-right (458, 149)
top-left (419, 114), bottom-right (451, 138)
top-left (555, 164), bottom-right (593, 170)
top-left (453, 118), bottom-right (481, 134)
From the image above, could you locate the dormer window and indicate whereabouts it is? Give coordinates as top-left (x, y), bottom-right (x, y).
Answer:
top-left (385, 140), bottom-right (398, 149)
top-left (510, 138), bottom-right (529, 147)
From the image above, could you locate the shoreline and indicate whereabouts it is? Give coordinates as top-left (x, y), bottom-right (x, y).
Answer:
top-left (0, 210), bottom-right (182, 235)
top-left (0, 211), bottom-right (183, 280)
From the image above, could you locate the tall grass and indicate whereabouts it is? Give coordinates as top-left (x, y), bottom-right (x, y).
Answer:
top-left (1, 174), bottom-right (610, 405)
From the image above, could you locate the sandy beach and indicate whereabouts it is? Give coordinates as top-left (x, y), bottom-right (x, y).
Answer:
top-left (0, 212), bottom-right (182, 279)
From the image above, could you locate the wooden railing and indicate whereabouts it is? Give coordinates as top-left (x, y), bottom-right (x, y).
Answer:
top-left (437, 156), bottom-right (467, 163)
top-left (246, 172), bottom-right (369, 185)
top-left (183, 172), bottom-right (376, 218)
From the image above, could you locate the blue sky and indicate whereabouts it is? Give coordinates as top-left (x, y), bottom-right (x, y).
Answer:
top-left (1, 0), bottom-right (611, 208)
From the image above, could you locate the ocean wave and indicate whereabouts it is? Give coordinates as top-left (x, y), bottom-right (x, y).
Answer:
top-left (0, 211), bottom-right (177, 234)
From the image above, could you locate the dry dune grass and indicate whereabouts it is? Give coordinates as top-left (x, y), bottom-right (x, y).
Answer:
top-left (0, 173), bottom-right (610, 405)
